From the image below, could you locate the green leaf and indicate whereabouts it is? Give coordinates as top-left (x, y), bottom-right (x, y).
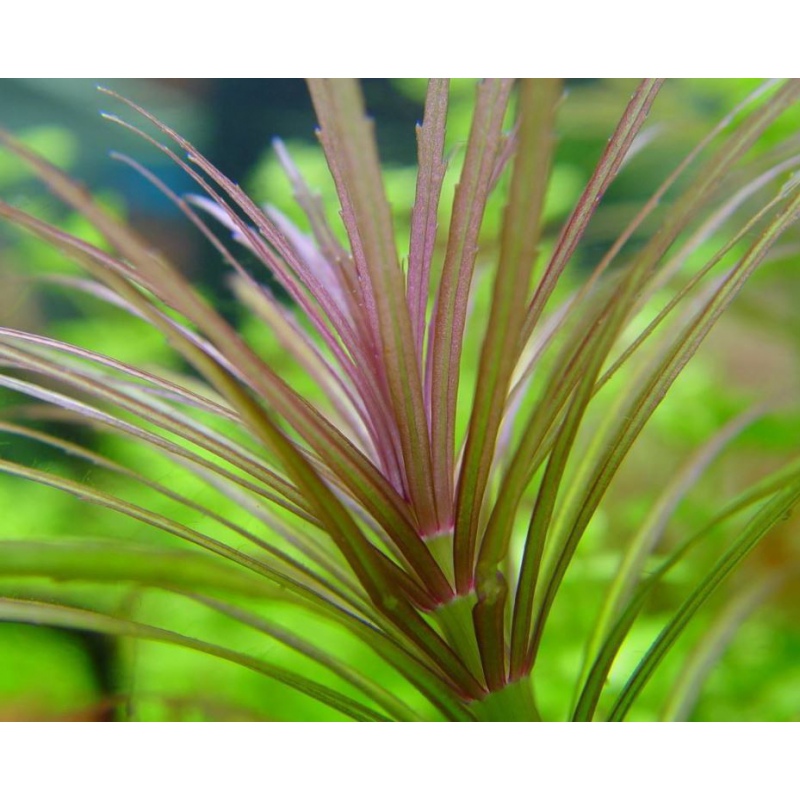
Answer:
top-left (529, 166), bottom-right (800, 678)
top-left (460, 79), bottom-right (561, 607)
top-left (0, 598), bottom-right (389, 722)
top-left (661, 571), bottom-right (788, 721)
top-left (573, 406), bottom-right (767, 701)
top-left (573, 457), bottom-right (800, 721)
top-left (607, 480), bottom-right (800, 721)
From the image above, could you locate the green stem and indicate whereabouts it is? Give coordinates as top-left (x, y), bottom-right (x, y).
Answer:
top-left (470, 677), bottom-right (541, 721)
top-left (431, 594), bottom-right (484, 690)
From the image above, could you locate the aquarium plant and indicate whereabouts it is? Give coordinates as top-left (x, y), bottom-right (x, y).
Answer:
top-left (0, 78), bottom-right (798, 721)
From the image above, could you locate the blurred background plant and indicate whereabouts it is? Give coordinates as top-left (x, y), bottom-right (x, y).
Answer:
top-left (0, 79), bottom-right (798, 721)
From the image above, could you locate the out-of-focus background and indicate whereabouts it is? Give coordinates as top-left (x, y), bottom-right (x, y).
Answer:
top-left (0, 79), bottom-right (798, 721)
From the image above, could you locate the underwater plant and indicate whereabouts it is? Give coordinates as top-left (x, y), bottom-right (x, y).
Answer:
top-left (0, 78), bottom-right (798, 721)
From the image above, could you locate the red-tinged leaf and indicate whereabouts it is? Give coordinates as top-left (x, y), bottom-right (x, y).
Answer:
top-left (230, 277), bottom-right (387, 470)
top-left (98, 117), bottom-right (436, 552)
top-left (113, 145), bottom-right (372, 395)
top-left (271, 138), bottom-right (362, 315)
top-left (109, 148), bottom-right (398, 473)
top-left (115, 148), bottom-right (406, 495)
top-left (455, 79), bottom-right (561, 597)
top-left (0, 345), bottom-right (314, 520)
top-left (1, 323), bottom-right (240, 422)
top-left (407, 79), bottom-right (449, 360)
top-left (0, 196), bottom-right (426, 563)
top-left (427, 79), bottom-right (515, 530)
top-left (518, 79), bottom-right (664, 348)
top-left (227, 385), bottom-right (483, 698)
top-left (99, 95), bottom-right (372, 372)
top-left (308, 79), bottom-right (439, 536)
top-left (5, 116), bottom-right (423, 547)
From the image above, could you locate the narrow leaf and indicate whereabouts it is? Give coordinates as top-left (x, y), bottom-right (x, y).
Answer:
top-left (308, 79), bottom-right (439, 534)
top-left (607, 481), bottom-right (800, 721)
top-left (459, 79), bottom-right (561, 598)
top-left (0, 598), bottom-right (388, 722)
top-left (408, 79), bottom-right (449, 360)
top-left (661, 571), bottom-right (788, 721)
top-left (519, 79), bottom-right (663, 346)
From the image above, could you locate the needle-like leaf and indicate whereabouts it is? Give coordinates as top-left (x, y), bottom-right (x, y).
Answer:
top-left (0, 598), bottom-right (389, 722)
top-left (428, 80), bottom-right (514, 529)
top-left (607, 480), bottom-right (800, 721)
top-left (308, 79), bottom-right (439, 535)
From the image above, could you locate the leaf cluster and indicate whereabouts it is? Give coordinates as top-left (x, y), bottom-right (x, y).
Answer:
top-left (0, 79), bottom-right (798, 721)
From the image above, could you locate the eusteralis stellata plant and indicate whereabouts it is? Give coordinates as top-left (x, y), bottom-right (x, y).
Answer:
top-left (0, 78), bottom-right (799, 721)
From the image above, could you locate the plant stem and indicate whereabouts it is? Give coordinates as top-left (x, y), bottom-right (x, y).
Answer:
top-left (470, 677), bottom-right (541, 721)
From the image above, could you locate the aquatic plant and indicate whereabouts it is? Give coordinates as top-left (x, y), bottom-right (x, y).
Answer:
top-left (0, 79), bottom-right (798, 720)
